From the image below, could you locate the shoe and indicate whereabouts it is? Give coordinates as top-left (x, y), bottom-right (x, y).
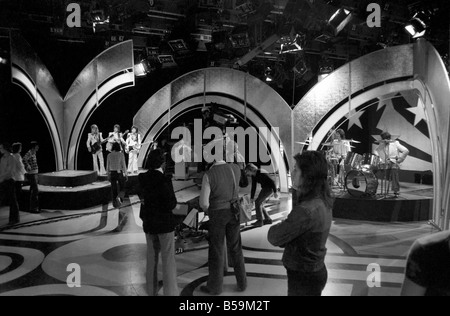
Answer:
top-left (263, 219), bottom-right (273, 225)
top-left (236, 284), bottom-right (247, 292)
top-left (253, 220), bottom-right (264, 227)
top-left (199, 286), bottom-right (221, 296)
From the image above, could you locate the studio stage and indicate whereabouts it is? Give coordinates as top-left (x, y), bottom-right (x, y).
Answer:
top-left (333, 182), bottom-right (433, 222)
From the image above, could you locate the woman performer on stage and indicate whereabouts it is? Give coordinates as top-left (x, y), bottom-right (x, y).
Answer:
top-left (86, 124), bottom-right (106, 175)
top-left (126, 126), bottom-right (141, 174)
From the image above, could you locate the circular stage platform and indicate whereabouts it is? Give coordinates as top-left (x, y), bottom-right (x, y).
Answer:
top-left (333, 183), bottom-right (433, 222)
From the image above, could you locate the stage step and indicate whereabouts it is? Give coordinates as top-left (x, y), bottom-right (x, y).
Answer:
top-left (21, 182), bottom-right (111, 210)
top-left (38, 170), bottom-right (98, 187)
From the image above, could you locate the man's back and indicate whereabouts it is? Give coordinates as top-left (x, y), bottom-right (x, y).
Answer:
top-left (207, 163), bottom-right (240, 211)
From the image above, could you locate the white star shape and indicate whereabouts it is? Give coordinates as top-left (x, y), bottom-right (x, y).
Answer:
top-left (407, 100), bottom-right (427, 126)
top-left (346, 110), bottom-right (364, 130)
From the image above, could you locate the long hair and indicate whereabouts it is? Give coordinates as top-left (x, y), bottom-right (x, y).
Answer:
top-left (294, 151), bottom-right (334, 209)
top-left (12, 142), bottom-right (22, 154)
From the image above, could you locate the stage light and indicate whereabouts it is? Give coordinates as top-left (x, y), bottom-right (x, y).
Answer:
top-left (134, 59), bottom-right (153, 77)
top-left (328, 8), bottom-right (353, 36)
top-left (319, 56), bottom-right (334, 76)
top-left (90, 10), bottom-right (109, 33)
top-left (0, 57), bottom-right (7, 65)
top-left (265, 67), bottom-right (273, 82)
top-left (405, 12), bottom-right (427, 38)
top-left (280, 34), bottom-right (305, 54)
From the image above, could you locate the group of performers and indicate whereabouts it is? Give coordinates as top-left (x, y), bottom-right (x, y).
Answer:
top-left (86, 124), bottom-right (144, 175)
top-left (325, 129), bottom-right (410, 197)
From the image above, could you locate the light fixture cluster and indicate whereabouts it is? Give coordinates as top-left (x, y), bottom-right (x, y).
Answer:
top-left (280, 34), bottom-right (305, 54)
top-left (404, 11), bottom-right (429, 39)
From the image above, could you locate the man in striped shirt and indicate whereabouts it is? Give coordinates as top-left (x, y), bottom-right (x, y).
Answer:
top-left (23, 141), bottom-right (40, 213)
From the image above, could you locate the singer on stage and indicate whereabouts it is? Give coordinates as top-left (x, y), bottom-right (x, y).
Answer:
top-left (126, 126), bottom-right (141, 174)
top-left (375, 132), bottom-right (410, 197)
top-left (86, 124), bottom-right (106, 175)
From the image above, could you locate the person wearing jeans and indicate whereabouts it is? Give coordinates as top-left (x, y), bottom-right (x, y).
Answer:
top-left (199, 161), bottom-right (247, 295)
top-left (245, 164), bottom-right (278, 227)
top-left (268, 151), bottom-right (333, 296)
top-left (139, 149), bottom-right (179, 296)
top-left (107, 143), bottom-right (128, 208)
top-left (23, 141), bottom-right (40, 213)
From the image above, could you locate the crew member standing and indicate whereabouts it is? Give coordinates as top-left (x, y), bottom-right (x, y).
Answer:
top-left (0, 142), bottom-right (20, 225)
top-left (12, 143), bottom-right (26, 211)
top-left (86, 124), bottom-right (106, 175)
top-left (23, 141), bottom-right (40, 213)
top-left (375, 132), bottom-right (409, 197)
top-left (107, 143), bottom-right (128, 208)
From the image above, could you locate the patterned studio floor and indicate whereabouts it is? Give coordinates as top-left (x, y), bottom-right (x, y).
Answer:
top-left (0, 194), bottom-right (439, 296)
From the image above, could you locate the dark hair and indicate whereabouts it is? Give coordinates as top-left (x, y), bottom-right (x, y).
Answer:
top-left (336, 129), bottom-right (346, 139)
top-left (131, 126), bottom-right (138, 133)
top-left (30, 141), bottom-right (39, 149)
top-left (0, 142), bottom-right (12, 152)
top-left (294, 151), bottom-right (334, 209)
top-left (111, 142), bottom-right (121, 152)
top-left (245, 163), bottom-right (258, 172)
top-left (114, 124), bottom-right (121, 131)
top-left (381, 132), bottom-right (392, 140)
top-left (146, 149), bottom-right (165, 170)
top-left (12, 142), bottom-right (22, 154)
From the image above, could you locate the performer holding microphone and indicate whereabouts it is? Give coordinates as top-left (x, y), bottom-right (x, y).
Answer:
top-left (375, 132), bottom-right (410, 197)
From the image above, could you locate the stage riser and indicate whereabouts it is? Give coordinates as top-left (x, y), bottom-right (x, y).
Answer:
top-left (38, 171), bottom-right (98, 187)
top-left (20, 186), bottom-right (111, 211)
top-left (333, 197), bottom-right (432, 222)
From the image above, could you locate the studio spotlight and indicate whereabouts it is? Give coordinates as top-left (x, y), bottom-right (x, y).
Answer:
top-left (328, 8), bottom-right (353, 36)
top-left (405, 12), bottom-right (428, 38)
top-left (265, 67), bottom-right (274, 82)
top-left (280, 34), bottom-right (305, 54)
top-left (134, 59), bottom-right (154, 77)
top-left (0, 57), bottom-right (7, 65)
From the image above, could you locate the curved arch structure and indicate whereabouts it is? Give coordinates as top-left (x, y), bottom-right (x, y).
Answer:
top-left (10, 32), bottom-right (134, 171)
top-left (10, 31), bottom-right (65, 169)
top-left (293, 40), bottom-right (450, 230)
top-left (133, 68), bottom-right (292, 193)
